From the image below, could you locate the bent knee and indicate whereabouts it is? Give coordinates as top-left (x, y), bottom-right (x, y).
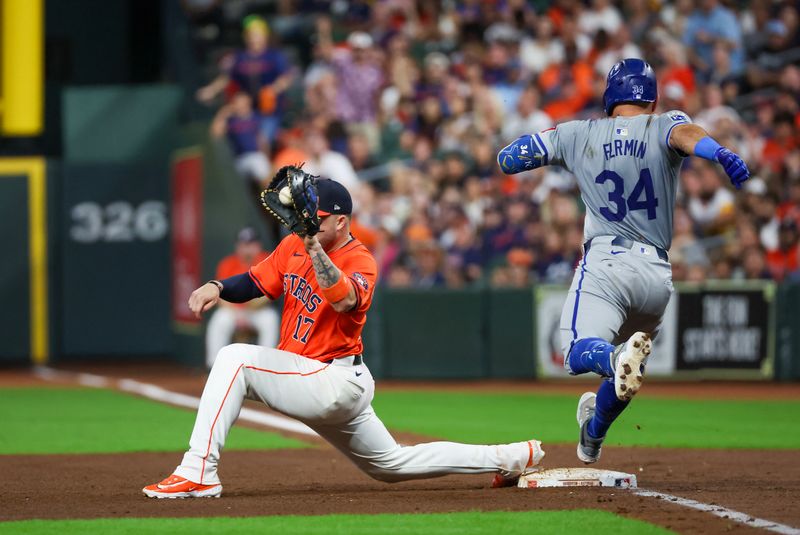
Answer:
top-left (213, 343), bottom-right (253, 368)
top-left (362, 464), bottom-right (403, 483)
top-left (358, 451), bottom-right (406, 483)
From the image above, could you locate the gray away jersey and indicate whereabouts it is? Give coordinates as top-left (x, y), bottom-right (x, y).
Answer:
top-left (535, 110), bottom-right (691, 250)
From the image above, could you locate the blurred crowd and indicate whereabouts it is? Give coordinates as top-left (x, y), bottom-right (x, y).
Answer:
top-left (189, 0), bottom-right (800, 288)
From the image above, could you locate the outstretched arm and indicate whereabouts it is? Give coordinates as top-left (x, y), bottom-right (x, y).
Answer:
top-left (670, 123), bottom-right (750, 189)
top-left (196, 74), bottom-right (230, 104)
top-left (304, 235), bottom-right (357, 313)
top-left (209, 104), bottom-right (232, 138)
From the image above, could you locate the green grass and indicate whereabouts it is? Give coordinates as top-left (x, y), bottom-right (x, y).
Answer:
top-left (0, 510), bottom-right (672, 534)
top-left (0, 388), bottom-right (308, 454)
top-left (372, 391), bottom-right (800, 449)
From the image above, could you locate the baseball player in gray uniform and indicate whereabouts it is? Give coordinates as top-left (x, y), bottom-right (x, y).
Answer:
top-left (497, 59), bottom-right (749, 463)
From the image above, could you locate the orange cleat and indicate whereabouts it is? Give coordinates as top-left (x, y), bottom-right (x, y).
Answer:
top-left (142, 474), bottom-right (222, 499)
top-left (491, 440), bottom-right (545, 488)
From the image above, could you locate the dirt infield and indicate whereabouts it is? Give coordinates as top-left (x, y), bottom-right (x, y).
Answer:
top-left (2, 445), bottom-right (797, 534)
top-left (2, 363), bottom-right (799, 534)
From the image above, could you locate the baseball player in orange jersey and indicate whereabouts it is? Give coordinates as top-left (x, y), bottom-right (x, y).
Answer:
top-left (144, 179), bottom-right (543, 498)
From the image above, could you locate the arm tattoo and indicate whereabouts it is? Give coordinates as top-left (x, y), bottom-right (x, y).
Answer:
top-left (310, 248), bottom-right (341, 288)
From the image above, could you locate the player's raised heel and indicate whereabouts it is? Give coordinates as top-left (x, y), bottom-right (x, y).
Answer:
top-left (576, 392), bottom-right (603, 464)
top-left (142, 474), bottom-right (223, 499)
top-left (613, 332), bottom-right (651, 401)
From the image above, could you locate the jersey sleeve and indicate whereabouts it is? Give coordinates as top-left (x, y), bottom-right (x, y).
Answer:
top-left (659, 110), bottom-right (693, 157)
top-left (248, 237), bottom-right (293, 299)
top-left (340, 249), bottom-right (378, 314)
top-left (538, 120), bottom-right (583, 172)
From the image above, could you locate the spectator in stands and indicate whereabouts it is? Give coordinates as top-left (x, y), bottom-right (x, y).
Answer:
top-left (507, 248), bottom-right (535, 288)
top-left (626, 0), bottom-right (661, 44)
top-left (501, 85), bottom-right (553, 141)
top-left (762, 113), bottom-right (798, 176)
top-left (347, 132), bottom-right (376, 172)
top-left (683, 0), bottom-right (744, 80)
top-left (318, 26), bottom-right (385, 153)
top-left (660, 82), bottom-right (688, 114)
top-left (767, 219), bottom-right (800, 281)
top-left (686, 161), bottom-right (736, 235)
top-left (271, 127), bottom-right (310, 171)
top-left (205, 228), bottom-right (278, 368)
top-left (186, 3), bottom-right (794, 288)
top-left (670, 206), bottom-right (709, 268)
top-left (519, 16), bottom-right (563, 76)
top-left (197, 15), bottom-right (294, 147)
top-left (658, 38), bottom-right (696, 99)
top-left (416, 52), bottom-right (450, 101)
top-left (210, 92), bottom-right (270, 186)
top-left (410, 240), bottom-right (446, 288)
top-left (578, 0), bottom-right (622, 37)
top-left (593, 25), bottom-right (642, 77)
top-left (740, 246), bottom-right (773, 280)
top-left (781, 4), bottom-right (800, 48)
top-left (754, 193), bottom-right (781, 251)
top-left (538, 42), bottom-right (595, 121)
top-left (303, 128), bottom-right (360, 193)
top-left (746, 20), bottom-right (794, 90)
top-left (694, 84), bottom-right (742, 135)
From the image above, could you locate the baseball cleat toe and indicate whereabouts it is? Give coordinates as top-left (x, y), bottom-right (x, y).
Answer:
top-left (142, 474), bottom-right (222, 499)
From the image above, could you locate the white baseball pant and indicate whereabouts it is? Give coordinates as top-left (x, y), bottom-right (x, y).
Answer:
top-left (174, 344), bottom-right (537, 485)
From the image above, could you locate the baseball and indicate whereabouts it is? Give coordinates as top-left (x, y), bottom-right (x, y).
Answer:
top-left (279, 186), bottom-right (292, 206)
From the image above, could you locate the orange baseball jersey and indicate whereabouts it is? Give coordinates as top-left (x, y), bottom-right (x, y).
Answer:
top-left (248, 234), bottom-right (377, 361)
top-left (216, 252), bottom-right (270, 308)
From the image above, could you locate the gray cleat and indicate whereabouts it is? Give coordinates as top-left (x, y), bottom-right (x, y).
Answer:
top-left (576, 391), bottom-right (604, 464)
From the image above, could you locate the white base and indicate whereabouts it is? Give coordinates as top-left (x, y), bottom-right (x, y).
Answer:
top-left (517, 468), bottom-right (637, 489)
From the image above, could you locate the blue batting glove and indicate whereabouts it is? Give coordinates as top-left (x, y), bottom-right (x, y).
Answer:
top-left (714, 147), bottom-right (750, 190)
top-left (497, 135), bottom-right (544, 175)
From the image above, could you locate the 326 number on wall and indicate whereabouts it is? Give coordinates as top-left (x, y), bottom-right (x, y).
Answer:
top-left (70, 201), bottom-right (169, 243)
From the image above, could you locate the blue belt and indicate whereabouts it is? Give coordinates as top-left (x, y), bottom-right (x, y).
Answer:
top-left (584, 236), bottom-right (669, 262)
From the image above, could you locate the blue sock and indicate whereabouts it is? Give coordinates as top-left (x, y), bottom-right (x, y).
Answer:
top-left (587, 379), bottom-right (630, 439)
top-left (567, 337), bottom-right (615, 376)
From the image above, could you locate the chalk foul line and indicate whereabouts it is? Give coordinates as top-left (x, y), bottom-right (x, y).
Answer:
top-left (33, 366), bottom-right (317, 437)
top-left (633, 489), bottom-right (799, 535)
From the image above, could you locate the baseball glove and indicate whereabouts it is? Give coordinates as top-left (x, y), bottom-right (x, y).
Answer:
top-left (260, 165), bottom-right (321, 237)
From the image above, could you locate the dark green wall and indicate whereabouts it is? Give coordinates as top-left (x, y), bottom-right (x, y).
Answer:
top-left (60, 164), bottom-right (170, 356)
top-left (381, 289), bottom-right (487, 379)
top-left (0, 176), bottom-right (31, 361)
top-left (487, 288), bottom-right (537, 377)
top-left (776, 283), bottom-right (800, 380)
top-left (370, 287), bottom-right (535, 379)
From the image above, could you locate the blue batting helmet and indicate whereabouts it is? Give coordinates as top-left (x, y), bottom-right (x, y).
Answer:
top-left (603, 58), bottom-right (657, 115)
